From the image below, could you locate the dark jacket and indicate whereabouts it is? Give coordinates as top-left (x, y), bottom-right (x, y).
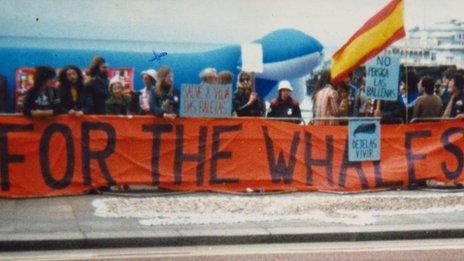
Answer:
top-left (85, 73), bottom-right (109, 115)
top-left (60, 84), bottom-right (94, 114)
top-left (446, 93), bottom-right (464, 118)
top-left (149, 87), bottom-right (180, 117)
top-left (105, 96), bottom-right (131, 115)
top-left (267, 97), bottom-right (302, 124)
top-left (22, 87), bottom-right (65, 116)
top-left (232, 89), bottom-right (265, 116)
top-left (379, 96), bottom-right (406, 124)
top-left (0, 75), bottom-right (8, 112)
top-left (130, 86), bottom-right (154, 115)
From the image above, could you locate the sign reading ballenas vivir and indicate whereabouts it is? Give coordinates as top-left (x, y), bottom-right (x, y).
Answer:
top-left (348, 119), bottom-right (381, 161)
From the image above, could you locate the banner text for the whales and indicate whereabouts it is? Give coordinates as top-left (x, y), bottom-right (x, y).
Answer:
top-left (0, 116), bottom-right (463, 197)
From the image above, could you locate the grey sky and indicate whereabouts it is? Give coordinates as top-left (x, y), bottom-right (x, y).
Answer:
top-left (1, 0), bottom-right (463, 47)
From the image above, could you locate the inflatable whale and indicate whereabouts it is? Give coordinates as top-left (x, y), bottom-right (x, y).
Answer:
top-left (0, 29), bottom-right (323, 112)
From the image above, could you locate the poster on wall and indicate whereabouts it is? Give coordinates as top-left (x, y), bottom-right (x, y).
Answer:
top-left (15, 68), bottom-right (36, 113)
top-left (15, 67), bottom-right (135, 112)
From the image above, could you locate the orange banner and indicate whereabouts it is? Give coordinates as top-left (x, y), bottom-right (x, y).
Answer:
top-left (0, 115), bottom-right (463, 198)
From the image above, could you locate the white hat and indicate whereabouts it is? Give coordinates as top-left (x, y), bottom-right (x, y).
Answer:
top-left (141, 69), bottom-right (157, 81)
top-left (278, 80), bottom-right (293, 91)
top-left (109, 75), bottom-right (124, 88)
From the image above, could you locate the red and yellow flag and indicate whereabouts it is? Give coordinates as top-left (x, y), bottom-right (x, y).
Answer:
top-left (331, 0), bottom-right (405, 84)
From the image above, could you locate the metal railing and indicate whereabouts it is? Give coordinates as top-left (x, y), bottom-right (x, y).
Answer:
top-left (264, 116), bottom-right (306, 125)
top-left (410, 117), bottom-right (456, 123)
top-left (308, 117), bottom-right (382, 125)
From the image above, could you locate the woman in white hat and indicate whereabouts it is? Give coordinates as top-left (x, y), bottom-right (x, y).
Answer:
top-left (105, 76), bottom-right (131, 115)
top-left (131, 69), bottom-right (157, 115)
top-left (267, 80), bottom-right (302, 124)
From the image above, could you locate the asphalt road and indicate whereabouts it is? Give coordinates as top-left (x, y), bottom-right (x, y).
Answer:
top-left (2, 239), bottom-right (464, 260)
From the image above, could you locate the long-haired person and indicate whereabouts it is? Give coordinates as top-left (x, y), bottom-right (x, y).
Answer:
top-left (85, 56), bottom-right (109, 114)
top-left (312, 70), bottom-right (338, 125)
top-left (443, 73), bottom-right (464, 118)
top-left (58, 65), bottom-right (93, 116)
top-left (149, 66), bottom-right (180, 119)
top-left (131, 69), bottom-right (157, 115)
top-left (232, 71), bottom-right (265, 116)
top-left (23, 66), bottom-right (64, 117)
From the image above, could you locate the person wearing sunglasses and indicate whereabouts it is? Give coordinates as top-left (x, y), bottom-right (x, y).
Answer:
top-left (232, 71), bottom-right (265, 117)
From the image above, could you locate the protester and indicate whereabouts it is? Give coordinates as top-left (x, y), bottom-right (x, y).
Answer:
top-left (199, 67), bottom-right (218, 84)
top-left (149, 66), bottom-right (180, 119)
top-left (312, 70), bottom-right (338, 125)
top-left (58, 65), bottom-right (93, 116)
top-left (0, 74), bottom-right (8, 113)
top-left (105, 76), bottom-right (131, 115)
top-left (374, 97), bottom-right (406, 124)
top-left (342, 72), bottom-right (357, 116)
top-left (85, 56), bottom-right (109, 114)
top-left (412, 76), bottom-right (442, 119)
top-left (131, 69), bottom-right (156, 115)
top-left (218, 70), bottom-right (233, 85)
top-left (353, 76), bottom-right (370, 116)
top-left (440, 68), bottom-right (456, 109)
top-left (443, 73), bottom-right (464, 118)
top-left (22, 66), bottom-right (64, 117)
top-left (401, 71), bottom-right (420, 122)
top-left (374, 78), bottom-right (406, 124)
top-left (267, 80), bottom-right (302, 124)
top-left (232, 71), bottom-right (265, 116)
top-left (337, 83), bottom-right (350, 117)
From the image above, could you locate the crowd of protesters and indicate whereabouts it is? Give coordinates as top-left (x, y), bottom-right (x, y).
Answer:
top-left (0, 55), bottom-right (463, 124)
top-left (15, 56), bottom-right (304, 123)
top-left (312, 67), bottom-right (464, 125)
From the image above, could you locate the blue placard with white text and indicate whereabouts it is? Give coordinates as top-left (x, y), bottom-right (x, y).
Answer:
top-left (180, 83), bottom-right (232, 118)
top-left (348, 119), bottom-right (380, 161)
top-left (365, 54), bottom-right (400, 101)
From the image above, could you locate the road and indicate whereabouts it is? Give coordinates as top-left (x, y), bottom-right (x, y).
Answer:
top-left (2, 239), bottom-right (464, 260)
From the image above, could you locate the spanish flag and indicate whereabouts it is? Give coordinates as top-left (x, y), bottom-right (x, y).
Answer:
top-left (331, 0), bottom-right (405, 84)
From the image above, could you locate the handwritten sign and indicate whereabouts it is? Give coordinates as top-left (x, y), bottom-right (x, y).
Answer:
top-left (241, 43), bottom-right (263, 73)
top-left (180, 84), bottom-right (232, 118)
top-left (348, 119), bottom-right (380, 161)
top-left (365, 54), bottom-right (400, 101)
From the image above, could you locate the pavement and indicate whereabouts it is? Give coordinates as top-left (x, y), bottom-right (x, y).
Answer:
top-left (2, 189), bottom-right (464, 251)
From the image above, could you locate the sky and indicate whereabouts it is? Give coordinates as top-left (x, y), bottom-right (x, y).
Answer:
top-left (1, 0), bottom-right (463, 49)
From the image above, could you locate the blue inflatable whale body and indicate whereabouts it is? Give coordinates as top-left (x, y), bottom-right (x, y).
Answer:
top-left (0, 29), bottom-right (323, 112)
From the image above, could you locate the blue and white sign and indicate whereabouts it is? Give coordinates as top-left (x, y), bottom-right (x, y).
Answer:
top-left (348, 119), bottom-right (380, 162)
top-left (365, 54), bottom-right (400, 101)
top-left (180, 84), bottom-right (232, 118)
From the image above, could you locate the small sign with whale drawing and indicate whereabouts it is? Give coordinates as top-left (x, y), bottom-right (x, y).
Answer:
top-left (348, 119), bottom-right (380, 161)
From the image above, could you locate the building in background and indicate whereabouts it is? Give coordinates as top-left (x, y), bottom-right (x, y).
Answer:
top-left (387, 20), bottom-right (464, 68)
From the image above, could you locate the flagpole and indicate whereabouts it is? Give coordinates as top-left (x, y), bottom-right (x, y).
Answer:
top-left (405, 64), bottom-right (408, 123)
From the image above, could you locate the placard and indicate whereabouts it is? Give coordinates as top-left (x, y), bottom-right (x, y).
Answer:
top-left (241, 43), bottom-right (263, 73)
top-left (365, 54), bottom-right (400, 101)
top-left (349, 119), bottom-right (380, 161)
top-left (180, 84), bottom-right (232, 118)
